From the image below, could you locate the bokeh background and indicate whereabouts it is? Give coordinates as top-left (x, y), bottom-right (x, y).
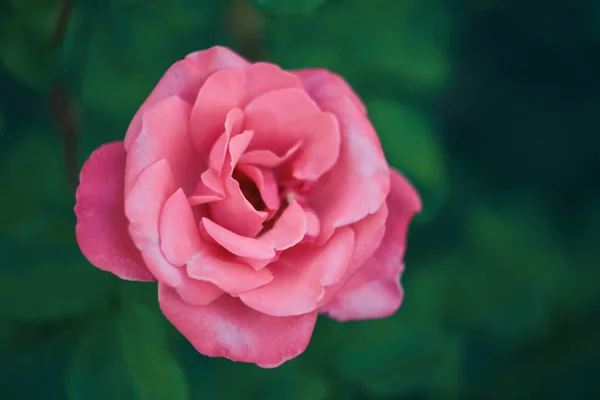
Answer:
top-left (1, 0), bottom-right (599, 398)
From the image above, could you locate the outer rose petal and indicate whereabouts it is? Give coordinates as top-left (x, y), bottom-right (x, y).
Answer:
top-left (317, 203), bottom-right (388, 307)
top-left (319, 168), bottom-right (421, 321)
top-left (124, 46), bottom-right (250, 150)
top-left (190, 63), bottom-right (303, 157)
top-left (296, 69), bottom-right (390, 243)
top-left (293, 69), bottom-right (367, 116)
top-left (159, 284), bottom-right (317, 368)
top-left (125, 96), bottom-right (197, 195)
top-left (240, 227), bottom-right (355, 317)
top-left (75, 142), bottom-right (154, 281)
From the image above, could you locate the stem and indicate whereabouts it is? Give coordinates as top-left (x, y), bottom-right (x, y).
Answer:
top-left (226, 0), bottom-right (266, 61)
top-left (50, 0), bottom-right (79, 193)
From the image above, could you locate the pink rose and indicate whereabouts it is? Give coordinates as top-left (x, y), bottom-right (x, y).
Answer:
top-left (75, 46), bottom-right (421, 367)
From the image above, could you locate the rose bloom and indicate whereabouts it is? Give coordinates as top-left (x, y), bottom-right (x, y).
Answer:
top-left (75, 46), bottom-right (421, 367)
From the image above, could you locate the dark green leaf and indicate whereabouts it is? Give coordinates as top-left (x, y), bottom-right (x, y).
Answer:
top-left (68, 305), bottom-right (189, 400)
top-left (252, 0), bottom-right (324, 15)
top-left (0, 260), bottom-right (116, 320)
top-left (336, 316), bottom-right (461, 397)
top-left (368, 100), bottom-right (447, 222)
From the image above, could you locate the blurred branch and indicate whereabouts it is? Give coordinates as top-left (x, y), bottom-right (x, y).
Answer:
top-left (50, 0), bottom-right (79, 193)
top-left (52, 0), bottom-right (75, 46)
top-left (226, 0), bottom-right (266, 61)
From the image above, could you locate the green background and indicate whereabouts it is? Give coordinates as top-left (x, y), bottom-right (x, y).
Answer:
top-left (1, 0), bottom-right (599, 398)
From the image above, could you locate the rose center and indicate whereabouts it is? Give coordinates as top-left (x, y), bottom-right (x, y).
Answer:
top-left (232, 169), bottom-right (266, 211)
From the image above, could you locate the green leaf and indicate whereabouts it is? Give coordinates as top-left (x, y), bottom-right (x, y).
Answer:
top-left (0, 260), bottom-right (116, 320)
top-left (0, 131), bottom-right (73, 242)
top-left (68, 305), bottom-right (189, 400)
top-left (118, 305), bottom-right (189, 400)
top-left (252, 0), bottom-right (324, 15)
top-left (458, 200), bottom-right (569, 340)
top-left (0, 109), bottom-right (5, 140)
top-left (368, 100), bottom-right (447, 221)
top-left (335, 315), bottom-right (461, 397)
top-left (0, 0), bottom-right (61, 89)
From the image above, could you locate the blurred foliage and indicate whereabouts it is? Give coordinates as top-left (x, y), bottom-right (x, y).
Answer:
top-left (1, 0), bottom-right (599, 399)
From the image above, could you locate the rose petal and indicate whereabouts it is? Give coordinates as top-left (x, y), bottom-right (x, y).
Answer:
top-left (124, 158), bottom-right (224, 304)
top-left (209, 177), bottom-right (268, 237)
top-left (236, 164), bottom-right (280, 211)
top-left (238, 141), bottom-right (302, 168)
top-left (201, 218), bottom-right (276, 260)
top-left (293, 68), bottom-right (367, 116)
top-left (297, 70), bottom-right (390, 243)
top-left (159, 284), bottom-right (317, 368)
top-left (125, 96), bottom-right (197, 196)
top-left (225, 130), bottom-right (254, 175)
top-left (208, 109), bottom-right (245, 174)
top-left (75, 142), bottom-right (154, 281)
top-left (317, 203), bottom-right (388, 307)
top-left (244, 88), bottom-right (341, 180)
top-left (124, 159), bottom-right (183, 286)
top-left (319, 169), bottom-right (421, 321)
top-left (190, 63), bottom-right (303, 157)
top-left (124, 46), bottom-right (250, 150)
top-left (175, 271), bottom-right (224, 306)
top-left (189, 170), bottom-right (225, 206)
top-left (187, 251), bottom-right (273, 294)
top-left (239, 227), bottom-right (354, 317)
top-left (160, 188), bottom-right (203, 266)
top-left (259, 200), bottom-right (307, 251)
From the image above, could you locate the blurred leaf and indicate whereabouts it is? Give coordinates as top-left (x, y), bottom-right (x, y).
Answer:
top-left (335, 315), bottom-right (461, 398)
top-left (0, 0), bottom-right (61, 89)
top-left (118, 304), bottom-right (189, 400)
top-left (267, 0), bottom-right (451, 93)
top-left (68, 316), bottom-right (136, 400)
top-left (68, 304), bottom-right (189, 400)
top-left (0, 109), bottom-right (4, 140)
top-left (456, 201), bottom-right (569, 341)
top-left (80, 0), bottom-right (215, 125)
top-left (0, 260), bottom-right (116, 320)
top-left (0, 130), bottom-right (73, 241)
top-left (0, 318), bottom-right (82, 399)
top-left (119, 280), bottom-right (159, 309)
top-left (368, 100), bottom-right (447, 222)
top-left (252, 0), bottom-right (324, 15)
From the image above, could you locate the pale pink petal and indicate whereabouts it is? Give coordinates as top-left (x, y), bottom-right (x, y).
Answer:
top-left (125, 46), bottom-right (250, 150)
top-left (124, 160), bottom-right (180, 285)
top-left (317, 203), bottom-right (388, 307)
top-left (125, 96), bottom-right (197, 196)
top-left (159, 189), bottom-right (203, 266)
top-left (224, 130), bottom-right (254, 175)
top-left (187, 251), bottom-right (273, 294)
top-left (208, 109), bottom-right (244, 173)
top-left (175, 271), bottom-right (224, 306)
top-left (259, 200), bottom-right (307, 251)
top-left (244, 88), bottom-right (341, 180)
top-left (319, 169), bottom-right (421, 321)
top-left (201, 218), bottom-right (276, 260)
top-left (304, 208), bottom-right (320, 238)
top-left (124, 159), bottom-right (224, 304)
top-left (293, 68), bottom-right (367, 116)
top-left (75, 142), bottom-right (154, 281)
top-left (190, 63), bottom-right (302, 157)
top-left (238, 141), bottom-right (302, 168)
top-left (209, 177), bottom-right (268, 237)
top-left (189, 169), bottom-right (225, 205)
top-left (236, 164), bottom-right (280, 211)
top-left (297, 70), bottom-right (390, 243)
top-left (239, 227), bottom-right (354, 317)
top-left (159, 284), bottom-right (317, 368)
